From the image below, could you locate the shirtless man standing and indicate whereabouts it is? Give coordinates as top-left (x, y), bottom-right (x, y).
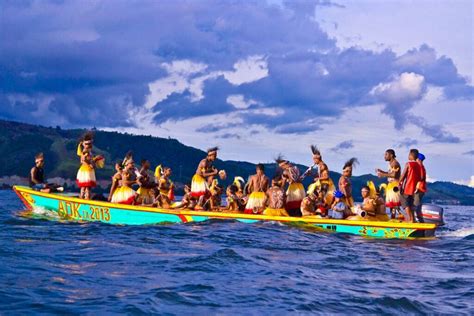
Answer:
top-left (302, 145), bottom-right (335, 193)
top-left (338, 158), bottom-right (358, 208)
top-left (376, 149), bottom-right (402, 219)
top-left (244, 164), bottom-right (269, 214)
top-left (191, 147), bottom-right (219, 210)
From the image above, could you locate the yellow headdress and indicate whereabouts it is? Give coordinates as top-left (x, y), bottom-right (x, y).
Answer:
top-left (154, 164), bottom-right (162, 179)
top-left (367, 181), bottom-right (377, 199)
top-left (233, 176), bottom-right (245, 191)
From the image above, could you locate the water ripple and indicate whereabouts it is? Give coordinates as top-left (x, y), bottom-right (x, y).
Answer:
top-left (1, 190), bottom-right (473, 314)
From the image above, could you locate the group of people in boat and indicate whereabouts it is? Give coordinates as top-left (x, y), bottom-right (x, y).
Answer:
top-left (30, 132), bottom-right (428, 223)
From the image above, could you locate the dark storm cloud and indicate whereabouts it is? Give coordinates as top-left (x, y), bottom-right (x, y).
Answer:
top-left (0, 0), bottom-right (472, 143)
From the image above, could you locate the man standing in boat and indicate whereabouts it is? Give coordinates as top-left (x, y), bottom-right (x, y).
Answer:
top-left (399, 149), bottom-right (422, 223)
top-left (245, 164), bottom-right (269, 214)
top-left (276, 155), bottom-right (305, 217)
top-left (376, 149), bottom-right (402, 218)
top-left (338, 158), bottom-right (358, 208)
top-left (302, 145), bottom-right (335, 193)
top-left (414, 152), bottom-right (427, 222)
top-left (191, 147), bottom-right (219, 210)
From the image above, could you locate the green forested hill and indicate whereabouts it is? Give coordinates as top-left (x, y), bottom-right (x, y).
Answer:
top-left (1, 119), bottom-right (473, 204)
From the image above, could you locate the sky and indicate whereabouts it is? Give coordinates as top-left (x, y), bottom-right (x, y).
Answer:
top-left (1, 0), bottom-right (473, 185)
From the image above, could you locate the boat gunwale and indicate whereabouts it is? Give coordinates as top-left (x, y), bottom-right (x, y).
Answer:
top-left (12, 185), bottom-right (437, 231)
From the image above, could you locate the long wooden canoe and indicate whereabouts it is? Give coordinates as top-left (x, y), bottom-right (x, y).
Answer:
top-left (13, 186), bottom-right (436, 239)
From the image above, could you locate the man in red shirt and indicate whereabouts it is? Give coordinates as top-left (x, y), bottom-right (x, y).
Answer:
top-left (399, 149), bottom-right (422, 222)
top-left (414, 153), bottom-right (427, 222)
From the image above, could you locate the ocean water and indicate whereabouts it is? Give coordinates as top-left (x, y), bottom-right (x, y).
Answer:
top-left (1, 190), bottom-right (473, 315)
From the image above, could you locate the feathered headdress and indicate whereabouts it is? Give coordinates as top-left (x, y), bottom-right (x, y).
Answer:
top-left (154, 164), bottom-right (163, 179)
top-left (367, 181), bottom-right (377, 199)
top-left (76, 131), bottom-right (95, 156)
top-left (310, 145), bottom-right (321, 157)
top-left (274, 154), bottom-right (288, 165)
top-left (122, 151), bottom-right (134, 168)
top-left (233, 176), bottom-right (245, 190)
top-left (207, 146), bottom-right (219, 155)
top-left (343, 157), bottom-right (359, 170)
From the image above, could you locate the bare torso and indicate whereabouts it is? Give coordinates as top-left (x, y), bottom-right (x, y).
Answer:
top-left (266, 186), bottom-right (285, 209)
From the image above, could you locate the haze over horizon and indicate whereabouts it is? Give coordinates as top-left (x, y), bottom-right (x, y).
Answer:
top-left (1, 0), bottom-right (473, 185)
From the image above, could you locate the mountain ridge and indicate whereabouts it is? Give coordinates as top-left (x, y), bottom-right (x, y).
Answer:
top-left (1, 119), bottom-right (473, 204)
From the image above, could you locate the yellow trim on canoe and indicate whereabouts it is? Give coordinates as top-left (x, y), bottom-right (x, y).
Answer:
top-left (13, 186), bottom-right (436, 230)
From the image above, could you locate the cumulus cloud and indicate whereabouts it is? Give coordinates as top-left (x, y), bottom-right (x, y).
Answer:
top-left (371, 72), bottom-right (460, 142)
top-left (371, 72), bottom-right (426, 129)
top-left (454, 176), bottom-right (474, 188)
top-left (396, 138), bottom-right (418, 148)
top-left (331, 140), bottom-right (354, 152)
top-left (0, 0), bottom-right (472, 143)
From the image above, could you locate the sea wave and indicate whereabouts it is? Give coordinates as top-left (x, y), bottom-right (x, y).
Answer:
top-left (1, 191), bottom-right (474, 314)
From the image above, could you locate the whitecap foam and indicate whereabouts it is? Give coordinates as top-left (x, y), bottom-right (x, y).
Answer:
top-left (439, 227), bottom-right (474, 238)
top-left (31, 206), bottom-right (61, 219)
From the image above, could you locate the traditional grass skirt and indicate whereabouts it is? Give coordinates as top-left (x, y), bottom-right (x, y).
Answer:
top-left (76, 164), bottom-right (96, 188)
top-left (385, 181), bottom-right (401, 208)
top-left (244, 191), bottom-right (266, 214)
top-left (137, 187), bottom-right (153, 204)
top-left (191, 174), bottom-right (208, 197)
top-left (286, 182), bottom-right (305, 210)
top-left (111, 186), bottom-right (136, 205)
top-left (263, 208), bottom-right (289, 217)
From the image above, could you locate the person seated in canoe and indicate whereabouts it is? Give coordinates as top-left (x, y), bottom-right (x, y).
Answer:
top-left (315, 185), bottom-right (330, 217)
top-left (301, 145), bottom-right (336, 192)
top-left (156, 167), bottom-right (174, 208)
top-left (349, 183), bottom-right (390, 221)
top-left (206, 171), bottom-right (226, 210)
top-left (110, 157), bottom-right (137, 205)
top-left (221, 185), bottom-right (243, 213)
top-left (300, 189), bottom-right (318, 216)
top-left (191, 147), bottom-right (219, 210)
top-left (376, 149), bottom-right (402, 219)
top-left (350, 185), bottom-right (375, 220)
top-left (30, 152), bottom-right (49, 192)
top-left (29, 153), bottom-right (63, 193)
top-left (302, 183), bottom-right (330, 217)
top-left (375, 188), bottom-right (387, 218)
top-left (244, 164), bottom-right (269, 214)
top-left (338, 158), bottom-right (358, 208)
top-left (263, 176), bottom-right (289, 217)
top-left (275, 155), bottom-right (305, 217)
top-left (173, 185), bottom-right (196, 209)
top-left (136, 159), bottom-right (155, 205)
top-left (233, 176), bottom-right (246, 199)
top-left (328, 190), bottom-right (352, 219)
